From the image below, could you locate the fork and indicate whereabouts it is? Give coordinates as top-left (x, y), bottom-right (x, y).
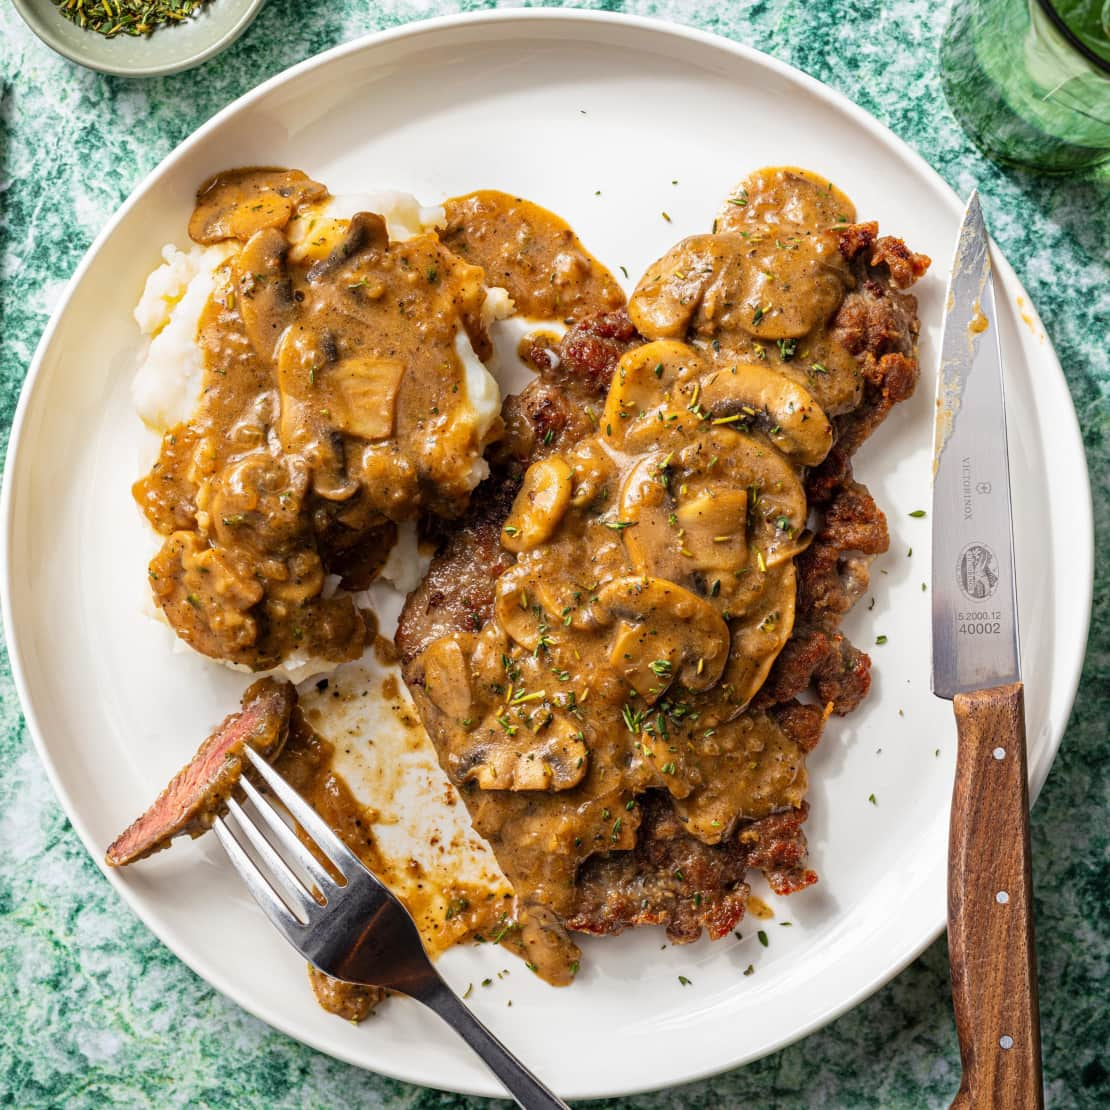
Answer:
top-left (213, 747), bottom-right (570, 1110)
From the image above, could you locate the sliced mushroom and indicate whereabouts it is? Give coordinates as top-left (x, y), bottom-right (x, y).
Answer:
top-left (629, 231), bottom-right (850, 345)
top-left (305, 212), bottom-right (389, 283)
top-left (328, 356), bottom-right (407, 442)
top-left (617, 428), bottom-right (808, 607)
top-left (600, 340), bottom-right (704, 452)
top-left (189, 167), bottom-right (328, 245)
top-left (618, 454), bottom-right (748, 593)
top-left (494, 566), bottom-right (548, 654)
top-left (501, 455), bottom-right (574, 553)
top-left (594, 575), bottom-right (729, 700)
top-left (567, 437), bottom-right (617, 510)
top-left (719, 561), bottom-right (797, 715)
top-left (420, 636), bottom-right (473, 721)
top-left (235, 227), bottom-right (296, 364)
top-left (457, 711), bottom-right (587, 792)
top-left (714, 166), bottom-right (856, 236)
top-left (275, 325), bottom-right (358, 501)
top-left (698, 362), bottom-right (832, 467)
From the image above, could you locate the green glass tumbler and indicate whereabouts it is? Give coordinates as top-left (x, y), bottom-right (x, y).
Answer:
top-left (941, 0), bottom-right (1110, 172)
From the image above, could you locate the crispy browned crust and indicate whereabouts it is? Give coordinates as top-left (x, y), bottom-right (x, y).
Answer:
top-left (565, 791), bottom-right (818, 942)
top-left (399, 226), bottom-right (928, 945)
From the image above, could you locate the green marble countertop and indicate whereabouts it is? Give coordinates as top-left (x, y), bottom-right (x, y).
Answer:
top-left (1, 1), bottom-right (1107, 1106)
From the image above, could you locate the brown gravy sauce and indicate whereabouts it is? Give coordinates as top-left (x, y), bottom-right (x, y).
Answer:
top-left (137, 169), bottom-right (497, 671)
top-left (410, 168), bottom-right (866, 984)
top-left (140, 166), bottom-right (870, 1000)
top-left (441, 190), bottom-right (624, 322)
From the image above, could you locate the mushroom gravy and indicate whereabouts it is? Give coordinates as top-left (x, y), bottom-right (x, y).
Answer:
top-left (124, 164), bottom-right (929, 1009)
top-left (135, 169), bottom-right (622, 673)
top-left (402, 167), bottom-right (928, 984)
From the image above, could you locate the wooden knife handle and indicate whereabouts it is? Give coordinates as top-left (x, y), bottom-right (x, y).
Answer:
top-left (948, 682), bottom-right (1043, 1110)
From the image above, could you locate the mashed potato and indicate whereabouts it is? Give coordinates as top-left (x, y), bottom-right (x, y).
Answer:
top-left (133, 192), bottom-right (508, 441)
top-left (133, 192), bottom-right (512, 683)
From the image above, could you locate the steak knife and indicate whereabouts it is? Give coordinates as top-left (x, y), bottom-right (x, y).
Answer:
top-left (932, 192), bottom-right (1044, 1110)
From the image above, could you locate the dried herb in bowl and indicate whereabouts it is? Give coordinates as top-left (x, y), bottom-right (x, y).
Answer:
top-left (51, 0), bottom-right (212, 37)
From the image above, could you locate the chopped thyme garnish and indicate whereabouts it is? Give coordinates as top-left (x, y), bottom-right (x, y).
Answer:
top-left (757, 930), bottom-right (769, 947)
top-left (875, 635), bottom-right (888, 645)
top-left (622, 703), bottom-right (644, 733)
top-left (678, 975), bottom-right (692, 986)
top-left (51, 0), bottom-right (214, 38)
top-left (909, 509), bottom-right (927, 518)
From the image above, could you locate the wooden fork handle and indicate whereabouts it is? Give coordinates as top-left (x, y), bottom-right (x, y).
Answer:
top-left (948, 682), bottom-right (1043, 1109)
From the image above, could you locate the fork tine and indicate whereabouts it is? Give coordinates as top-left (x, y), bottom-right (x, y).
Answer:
top-left (213, 817), bottom-right (305, 947)
top-left (243, 747), bottom-right (363, 878)
top-left (238, 775), bottom-right (341, 895)
top-left (224, 798), bottom-right (320, 922)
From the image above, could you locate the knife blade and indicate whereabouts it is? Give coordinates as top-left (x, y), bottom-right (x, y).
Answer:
top-left (931, 191), bottom-right (1020, 699)
top-left (932, 192), bottom-right (1043, 1110)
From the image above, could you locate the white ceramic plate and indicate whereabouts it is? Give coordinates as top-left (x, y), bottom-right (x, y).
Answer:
top-left (0, 11), bottom-right (1092, 1100)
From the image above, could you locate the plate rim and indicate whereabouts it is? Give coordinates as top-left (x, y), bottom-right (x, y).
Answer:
top-left (0, 8), bottom-right (1094, 1099)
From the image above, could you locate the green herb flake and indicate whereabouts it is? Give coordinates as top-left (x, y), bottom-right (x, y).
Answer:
top-left (757, 930), bottom-right (769, 947)
top-left (678, 975), bottom-right (692, 986)
top-left (875, 635), bottom-right (888, 645)
top-left (908, 509), bottom-right (927, 518)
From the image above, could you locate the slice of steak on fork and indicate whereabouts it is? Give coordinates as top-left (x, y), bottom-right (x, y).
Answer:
top-left (106, 678), bottom-right (295, 867)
